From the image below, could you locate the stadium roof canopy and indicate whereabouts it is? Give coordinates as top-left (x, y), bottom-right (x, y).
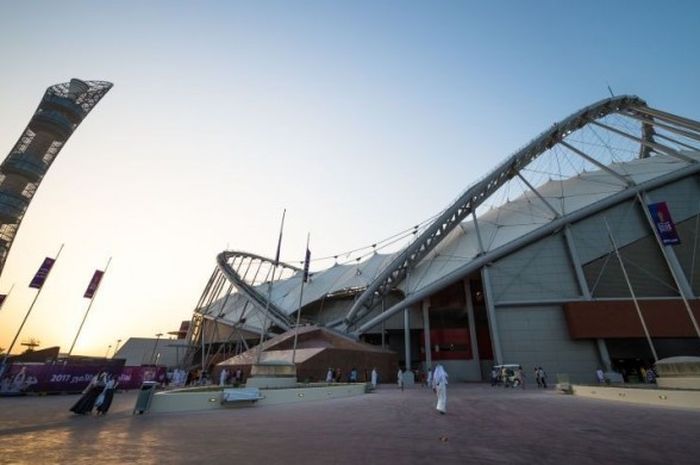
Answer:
top-left (194, 95), bottom-right (700, 337)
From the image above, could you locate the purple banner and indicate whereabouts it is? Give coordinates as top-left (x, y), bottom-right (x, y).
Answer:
top-left (83, 270), bottom-right (104, 298)
top-left (648, 201), bottom-right (681, 245)
top-left (29, 257), bottom-right (55, 289)
top-left (0, 360), bottom-right (125, 394)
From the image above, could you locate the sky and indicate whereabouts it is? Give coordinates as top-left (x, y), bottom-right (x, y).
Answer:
top-left (0, 0), bottom-right (699, 356)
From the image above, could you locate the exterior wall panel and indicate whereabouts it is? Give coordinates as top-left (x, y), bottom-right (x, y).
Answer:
top-left (496, 305), bottom-right (599, 384)
top-left (489, 233), bottom-right (580, 304)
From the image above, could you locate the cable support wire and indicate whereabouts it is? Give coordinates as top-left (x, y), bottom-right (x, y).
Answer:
top-left (281, 210), bottom-right (443, 267)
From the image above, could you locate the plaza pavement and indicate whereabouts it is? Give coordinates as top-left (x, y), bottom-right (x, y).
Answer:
top-left (0, 383), bottom-right (699, 465)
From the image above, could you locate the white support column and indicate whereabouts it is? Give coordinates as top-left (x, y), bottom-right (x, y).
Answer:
top-left (639, 192), bottom-right (700, 339)
top-left (563, 225), bottom-right (612, 369)
top-left (380, 298), bottom-right (386, 349)
top-left (563, 225), bottom-right (592, 300)
top-left (596, 339), bottom-right (613, 372)
top-left (639, 193), bottom-right (696, 299)
top-left (464, 278), bottom-right (482, 380)
top-left (422, 298), bottom-right (432, 372)
top-left (404, 307), bottom-right (412, 372)
top-left (481, 266), bottom-right (503, 364)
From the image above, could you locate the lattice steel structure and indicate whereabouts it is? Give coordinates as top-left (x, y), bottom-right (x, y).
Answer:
top-left (190, 95), bottom-right (700, 380)
top-left (0, 79), bottom-right (112, 275)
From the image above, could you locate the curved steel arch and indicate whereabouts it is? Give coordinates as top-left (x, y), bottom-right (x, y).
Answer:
top-left (342, 95), bottom-right (671, 328)
top-left (216, 250), bottom-right (301, 331)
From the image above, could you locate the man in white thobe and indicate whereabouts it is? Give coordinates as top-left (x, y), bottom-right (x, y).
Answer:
top-left (370, 368), bottom-right (378, 388)
top-left (432, 364), bottom-right (448, 414)
top-left (326, 368), bottom-right (334, 383)
top-left (219, 368), bottom-right (228, 387)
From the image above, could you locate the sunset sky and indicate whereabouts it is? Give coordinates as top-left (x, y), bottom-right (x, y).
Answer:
top-left (1, 1), bottom-right (699, 356)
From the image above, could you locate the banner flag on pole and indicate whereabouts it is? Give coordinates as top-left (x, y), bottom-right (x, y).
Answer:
top-left (647, 201), bottom-right (681, 245)
top-left (302, 248), bottom-right (311, 282)
top-left (0, 294), bottom-right (6, 306)
top-left (29, 257), bottom-right (56, 289)
top-left (83, 270), bottom-right (105, 299)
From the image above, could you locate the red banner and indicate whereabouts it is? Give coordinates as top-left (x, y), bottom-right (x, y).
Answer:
top-left (29, 257), bottom-right (55, 289)
top-left (83, 270), bottom-right (105, 298)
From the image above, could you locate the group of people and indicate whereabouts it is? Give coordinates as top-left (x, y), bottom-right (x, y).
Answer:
top-left (490, 365), bottom-right (547, 389)
top-left (218, 368), bottom-right (245, 386)
top-left (596, 366), bottom-right (656, 384)
top-left (325, 367), bottom-right (362, 384)
top-left (69, 371), bottom-right (118, 415)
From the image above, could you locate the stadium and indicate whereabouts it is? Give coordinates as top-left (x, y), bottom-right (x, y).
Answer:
top-left (185, 95), bottom-right (700, 384)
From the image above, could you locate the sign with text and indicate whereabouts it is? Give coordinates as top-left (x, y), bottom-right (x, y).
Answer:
top-left (29, 257), bottom-right (55, 289)
top-left (648, 201), bottom-right (681, 245)
top-left (83, 270), bottom-right (105, 298)
top-left (0, 359), bottom-right (125, 394)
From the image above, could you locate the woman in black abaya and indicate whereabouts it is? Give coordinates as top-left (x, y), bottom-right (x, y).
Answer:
top-left (70, 372), bottom-right (105, 415)
top-left (96, 375), bottom-right (118, 415)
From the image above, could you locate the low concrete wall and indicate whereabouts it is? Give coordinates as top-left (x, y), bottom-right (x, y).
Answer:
top-left (657, 377), bottom-right (700, 390)
top-left (572, 385), bottom-right (700, 410)
top-left (148, 383), bottom-right (367, 414)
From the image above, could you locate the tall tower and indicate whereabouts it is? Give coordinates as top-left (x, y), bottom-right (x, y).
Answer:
top-left (0, 78), bottom-right (112, 276)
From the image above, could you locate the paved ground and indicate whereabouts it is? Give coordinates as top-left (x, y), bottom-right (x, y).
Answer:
top-left (1, 384), bottom-right (699, 465)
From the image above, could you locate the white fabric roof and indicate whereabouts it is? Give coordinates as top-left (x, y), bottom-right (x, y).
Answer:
top-left (212, 151), bottom-right (699, 324)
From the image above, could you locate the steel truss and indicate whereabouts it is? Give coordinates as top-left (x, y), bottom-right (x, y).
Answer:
top-left (342, 95), bottom-right (700, 330)
top-left (0, 79), bottom-right (113, 276)
top-left (203, 95), bottom-right (700, 338)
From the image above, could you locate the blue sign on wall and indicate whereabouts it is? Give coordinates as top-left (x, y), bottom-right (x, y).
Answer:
top-left (647, 201), bottom-right (681, 245)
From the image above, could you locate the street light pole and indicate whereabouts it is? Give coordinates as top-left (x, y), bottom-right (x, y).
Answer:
top-left (113, 339), bottom-right (122, 357)
top-left (150, 333), bottom-right (163, 365)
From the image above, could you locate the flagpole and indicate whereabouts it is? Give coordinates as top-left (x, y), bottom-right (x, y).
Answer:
top-left (1, 244), bottom-right (64, 376)
top-left (604, 218), bottom-right (659, 361)
top-left (0, 283), bottom-right (15, 312)
top-left (256, 209), bottom-right (286, 364)
top-left (67, 257), bottom-right (112, 356)
top-left (291, 233), bottom-right (310, 366)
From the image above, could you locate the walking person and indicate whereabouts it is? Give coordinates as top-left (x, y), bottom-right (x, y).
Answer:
top-left (491, 367), bottom-right (499, 387)
top-left (370, 368), bottom-right (378, 389)
top-left (70, 372), bottom-right (105, 415)
top-left (397, 368), bottom-right (404, 391)
top-left (537, 367), bottom-right (547, 388)
top-left (96, 375), bottom-right (118, 415)
top-left (432, 364), bottom-right (448, 414)
top-left (426, 368), bottom-right (433, 388)
top-left (219, 368), bottom-right (229, 387)
top-left (326, 368), bottom-right (334, 384)
top-left (535, 368), bottom-right (542, 388)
